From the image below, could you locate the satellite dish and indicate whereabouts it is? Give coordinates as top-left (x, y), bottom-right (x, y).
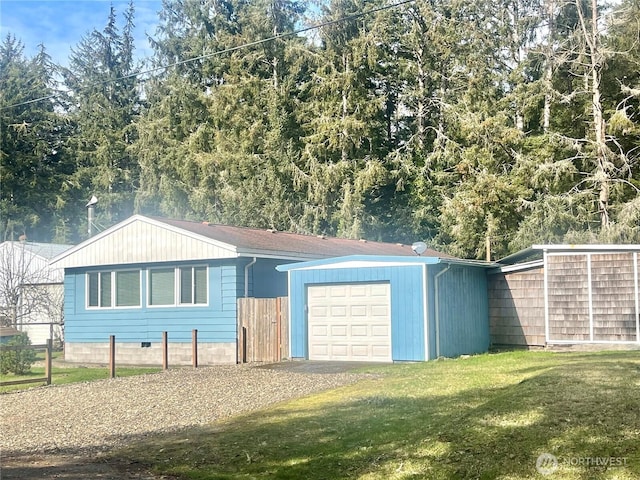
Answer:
top-left (411, 241), bottom-right (428, 256)
top-left (86, 195), bottom-right (98, 208)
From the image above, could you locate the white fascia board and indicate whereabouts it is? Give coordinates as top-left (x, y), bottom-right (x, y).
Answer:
top-left (285, 260), bottom-right (429, 270)
top-left (276, 255), bottom-right (496, 272)
top-left (277, 256), bottom-right (442, 272)
top-left (440, 258), bottom-right (497, 268)
top-left (533, 244), bottom-right (640, 252)
top-left (490, 259), bottom-right (544, 274)
top-left (236, 250), bottom-right (326, 262)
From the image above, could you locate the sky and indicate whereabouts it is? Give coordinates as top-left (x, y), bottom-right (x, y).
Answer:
top-left (0, 0), bottom-right (163, 67)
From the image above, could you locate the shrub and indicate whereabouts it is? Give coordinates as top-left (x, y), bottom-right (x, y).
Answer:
top-left (0, 332), bottom-right (37, 375)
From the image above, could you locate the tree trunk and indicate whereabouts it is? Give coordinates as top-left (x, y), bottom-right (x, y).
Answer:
top-left (577, 0), bottom-right (610, 228)
top-left (543, 0), bottom-right (555, 132)
top-left (341, 53), bottom-right (350, 163)
top-left (416, 46), bottom-right (426, 151)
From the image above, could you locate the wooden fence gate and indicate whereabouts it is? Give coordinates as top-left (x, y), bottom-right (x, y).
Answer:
top-left (237, 297), bottom-right (289, 363)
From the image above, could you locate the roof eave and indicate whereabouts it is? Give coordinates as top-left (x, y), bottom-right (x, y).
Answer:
top-left (276, 255), bottom-right (496, 272)
top-left (532, 244), bottom-right (640, 252)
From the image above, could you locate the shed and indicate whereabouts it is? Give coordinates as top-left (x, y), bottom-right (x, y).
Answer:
top-left (0, 241), bottom-right (71, 345)
top-left (277, 255), bottom-right (494, 362)
top-left (0, 326), bottom-right (21, 344)
top-left (50, 215), bottom-right (423, 365)
top-left (489, 244), bottom-right (640, 346)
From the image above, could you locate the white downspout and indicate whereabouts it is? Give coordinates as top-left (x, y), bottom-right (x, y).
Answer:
top-left (434, 264), bottom-right (452, 359)
top-left (244, 257), bottom-right (257, 297)
top-left (423, 264), bottom-right (429, 361)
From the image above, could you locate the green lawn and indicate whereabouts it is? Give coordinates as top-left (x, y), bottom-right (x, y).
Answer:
top-left (0, 351), bottom-right (160, 392)
top-left (115, 350), bottom-right (640, 479)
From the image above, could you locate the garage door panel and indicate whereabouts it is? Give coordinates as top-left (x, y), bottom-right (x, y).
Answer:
top-left (311, 325), bottom-right (328, 336)
top-left (307, 283), bottom-right (391, 362)
top-left (371, 325), bottom-right (389, 337)
top-left (329, 286), bottom-right (348, 297)
top-left (350, 325), bottom-right (368, 336)
top-left (371, 345), bottom-right (390, 358)
top-left (330, 306), bottom-right (347, 316)
top-left (309, 305), bottom-right (328, 317)
top-left (371, 305), bottom-right (389, 316)
top-left (351, 345), bottom-right (369, 357)
top-left (330, 344), bottom-right (348, 356)
top-left (350, 285), bottom-right (368, 296)
top-left (309, 286), bottom-right (328, 298)
top-left (310, 344), bottom-right (329, 356)
top-left (371, 284), bottom-right (389, 296)
top-left (331, 325), bottom-right (347, 336)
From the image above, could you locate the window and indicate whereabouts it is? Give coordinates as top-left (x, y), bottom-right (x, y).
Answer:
top-left (148, 266), bottom-right (208, 307)
top-left (149, 268), bottom-right (175, 306)
top-left (180, 266), bottom-right (207, 305)
top-left (87, 270), bottom-right (140, 308)
top-left (116, 271), bottom-right (141, 307)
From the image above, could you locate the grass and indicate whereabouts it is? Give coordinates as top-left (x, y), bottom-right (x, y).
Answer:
top-left (0, 350), bottom-right (160, 392)
top-left (115, 350), bottom-right (640, 479)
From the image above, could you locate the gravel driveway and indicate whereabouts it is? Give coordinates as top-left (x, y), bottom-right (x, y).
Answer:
top-left (0, 364), bottom-right (365, 459)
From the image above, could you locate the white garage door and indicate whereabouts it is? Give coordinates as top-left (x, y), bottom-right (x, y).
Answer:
top-left (307, 283), bottom-right (391, 362)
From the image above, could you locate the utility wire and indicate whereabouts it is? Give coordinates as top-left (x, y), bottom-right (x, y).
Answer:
top-left (2, 0), bottom-right (416, 110)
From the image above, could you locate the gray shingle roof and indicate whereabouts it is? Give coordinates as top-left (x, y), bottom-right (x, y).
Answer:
top-left (155, 218), bottom-right (446, 259)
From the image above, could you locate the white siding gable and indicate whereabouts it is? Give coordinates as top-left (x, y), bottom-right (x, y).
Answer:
top-left (53, 216), bottom-right (237, 268)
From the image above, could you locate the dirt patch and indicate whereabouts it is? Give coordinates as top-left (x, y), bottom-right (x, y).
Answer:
top-left (256, 360), bottom-right (387, 374)
top-left (0, 453), bottom-right (180, 479)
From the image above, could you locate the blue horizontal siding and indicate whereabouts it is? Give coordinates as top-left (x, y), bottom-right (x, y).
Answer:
top-left (289, 266), bottom-right (426, 361)
top-left (65, 261), bottom-right (242, 344)
top-left (252, 259), bottom-right (291, 298)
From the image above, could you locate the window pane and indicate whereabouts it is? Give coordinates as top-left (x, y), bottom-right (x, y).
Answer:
top-left (88, 273), bottom-right (99, 307)
top-left (116, 271), bottom-right (140, 307)
top-left (100, 272), bottom-right (112, 307)
top-left (150, 268), bottom-right (175, 305)
top-left (194, 267), bottom-right (207, 304)
top-left (180, 267), bottom-right (192, 304)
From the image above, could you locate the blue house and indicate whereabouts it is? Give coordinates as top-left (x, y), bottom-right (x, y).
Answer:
top-left (277, 256), bottom-right (494, 362)
top-left (50, 215), bottom-right (421, 365)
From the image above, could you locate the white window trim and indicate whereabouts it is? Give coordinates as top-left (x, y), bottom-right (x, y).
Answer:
top-left (147, 265), bottom-right (209, 308)
top-left (86, 269), bottom-right (142, 310)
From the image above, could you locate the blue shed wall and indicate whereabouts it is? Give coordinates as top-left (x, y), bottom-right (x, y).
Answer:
top-left (288, 266), bottom-right (426, 361)
top-left (426, 265), bottom-right (489, 359)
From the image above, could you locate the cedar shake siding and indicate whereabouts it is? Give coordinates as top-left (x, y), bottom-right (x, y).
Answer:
top-left (488, 267), bottom-right (545, 347)
top-left (547, 254), bottom-right (590, 341)
top-left (490, 247), bottom-right (640, 347)
top-left (547, 253), bottom-right (638, 343)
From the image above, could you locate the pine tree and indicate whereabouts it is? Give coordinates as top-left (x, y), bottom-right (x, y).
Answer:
top-left (0, 36), bottom-right (72, 241)
top-left (62, 2), bottom-right (140, 236)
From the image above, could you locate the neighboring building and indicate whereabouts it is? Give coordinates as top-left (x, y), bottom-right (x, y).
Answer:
top-left (489, 245), bottom-right (640, 347)
top-left (0, 241), bottom-right (72, 345)
top-left (0, 326), bottom-right (21, 344)
top-left (50, 215), bottom-right (424, 365)
top-left (277, 256), bottom-right (494, 362)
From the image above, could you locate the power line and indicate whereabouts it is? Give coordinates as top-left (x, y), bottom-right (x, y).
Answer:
top-left (2, 0), bottom-right (415, 111)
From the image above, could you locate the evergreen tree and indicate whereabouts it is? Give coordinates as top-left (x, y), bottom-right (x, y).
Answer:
top-left (0, 36), bottom-right (73, 242)
top-left (62, 2), bottom-right (140, 236)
